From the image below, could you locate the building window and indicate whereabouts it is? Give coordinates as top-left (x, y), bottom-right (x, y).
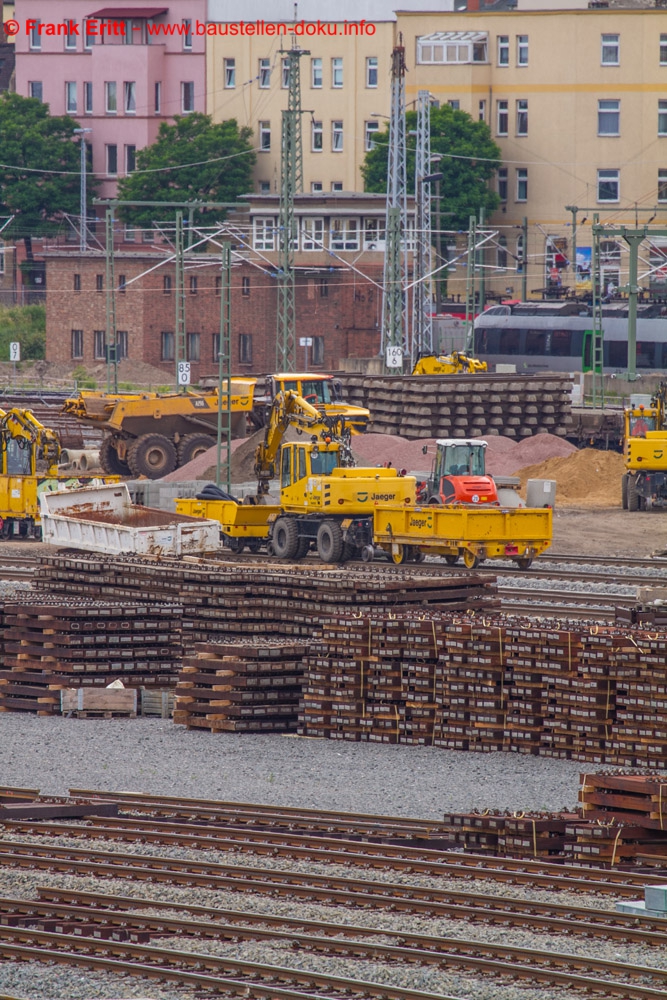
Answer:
top-left (85, 21), bottom-right (96, 47)
top-left (498, 167), bottom-right (508, 202)
top-left (224, 58), bottom-right (236, 88)
top-left (105, 82), bottom-right (117, 114)
top-left (118, 275), bottom-right (126, 294)
top-left (497, 235), bottom-right (508, 269)
top-left (659, 170), bottom-right (667, 202)
top-left (331, 182), bottom-right (343, 192)
top-left (84, 82), bottom-right (93, 114)
top-left (96, 274), bottom-right (104, 292)
top-left (125, 145), bottom-right (136, 174)
top-left (29, 82), bottom-right (43, 101)
top-left (448, 100), bottom-right (460, 110)
top-left (154, 81), bottom-right (161, 114)
top-left (332, 57), bottom-right (343, 88)
top-left (363, 218), bottom-right (386, 250)
top-left (259, 121), bottom-right (271, 151)
top-left (365, 120), bottom-right (379, 151)
top-left (163, 275), bottom-right (172, 294)
top-left (181, 82), bottom-right (195, 113)
top-left (259, 181), bottom-right (271, 193)
top-left (311, 182), bottom-right (323, 193)
top-left (187, 332), bottom-right (200, 362)
top-left (106, 144), bottom-right (118, 176)
top-left (182, 18), bottom-right (192, 49)
top-left (311, 120), bottom-right (323, 152)
top-left (497, 35), bottom-right (509, 66)
top-left (662, 34), bottom-right (667, 66)
top-left (242, 276), bottom-right (250, 296)
top-left (601, 33), bottom-right (619, 66)
top-left (302, 217), bottom-right (324, 251)
top-left (320, 278), bottom-right (329, 297)
top-left (239, 334), bottom-right (253, 364)
top-left (73, 274), bottom-right (81, 292)
top-left (117, 331), bottom-right (128, 360)
top-left (598, 99), bottom-right (620, 136)
top-left (65, 22), bottom-right (77, 50)
top-left (71, 330), bottom-right (84, 359)
top-left (161, 332), bottom-right (175, 362)
top-left (516, 100), bottom-right (528, 136)
top-left (124, 225), bottom-right (137, 242)
top-left (312, 336), bottom-right (324, 366)
top-left (330, 218), bottom-right (359, 251)
top-left (332, 121), bottom-right (344, 152)
top-left (517, 34), bottom-right (529, 66)
top-left (516, 233), bottom-right (525, 273)
top-left (65, 82), bottom-right (77, 114)
top-left (29, 21), bottom-right (41, 50)
top-left (189, 276), bottom-right (198, 295)
top-left (253, 217), bottom-right (276, 251)
top-left (366, 56), bottom-right (378, 87)
top-left (281, 57), bottom-right (290, 89)
top-left (659, 100), bottom-right (667, 136)
top-left (478, 99), bottom-right (487, 122)
top-left (124, 82), bottom-right (136, 114)
top-left (93, 330), bottom-right (106, 360)
top-left (215, 276), bottom-right (222, 296)
top-left (516, 168), bottom-right (528, 202)
top-left (259, 58), bottom-right (271, 88)
top-left (598, 168), bottom-right (619, 202)
top-left (497, 100), bottom-right (508, 136)
top-left (311, 58), bottom-right (322, 88)
top-left (0, 246), bottom-right (3, 275)
top-left (418, 32), bottom-right (487, 64)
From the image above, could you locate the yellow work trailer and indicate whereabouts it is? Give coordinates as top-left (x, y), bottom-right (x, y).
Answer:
top-left (174, 497), bottom-right (276, 553)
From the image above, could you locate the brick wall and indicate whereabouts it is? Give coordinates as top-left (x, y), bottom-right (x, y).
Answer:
top-left (45, 252), bottom-right (383, 376)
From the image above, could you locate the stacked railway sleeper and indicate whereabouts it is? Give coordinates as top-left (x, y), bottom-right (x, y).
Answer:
top-left (5, 788), bottom-right (667, 998)
top-left (338, 372), bottom-right (573, 438)
top-left (0, 596), bottom-right (181, 715)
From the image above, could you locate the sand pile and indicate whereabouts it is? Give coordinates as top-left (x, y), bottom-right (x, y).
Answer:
top-left (514, 448), bottom-right (625, 507)
top-left (161, 436), bottom-right (248, 482)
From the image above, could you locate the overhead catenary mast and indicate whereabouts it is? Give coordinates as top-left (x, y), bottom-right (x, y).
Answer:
top-left (411, 90), bottom-right (434, 367)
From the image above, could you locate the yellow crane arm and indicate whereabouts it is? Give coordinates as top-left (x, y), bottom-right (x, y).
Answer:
top-left (0, 408), bottom-right (62, 469)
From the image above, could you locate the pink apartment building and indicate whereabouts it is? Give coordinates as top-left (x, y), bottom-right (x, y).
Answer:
top-left (13, 0), bottom-right (207, 201)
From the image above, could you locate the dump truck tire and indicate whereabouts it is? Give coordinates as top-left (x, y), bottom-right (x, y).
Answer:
top-left (99, 437), bottom-right (130, 475)
top-left (627, 475), bottom-right (640, 512)
top-left (178, 433), bottom-right (214, 467)
top-left (128, 434), bottom-right (177, 479)
top-left (272, 517), bottom-right (299, 559)
top-left (317, 520), bottom-right (344, 563)
top-left (621, 473), bottom-right (629, 510)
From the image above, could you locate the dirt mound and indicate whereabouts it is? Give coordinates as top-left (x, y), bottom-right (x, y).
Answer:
top-left (160, 435), bottom-right (249, 482)
top-left (514, 448), bottom-right (625, 507)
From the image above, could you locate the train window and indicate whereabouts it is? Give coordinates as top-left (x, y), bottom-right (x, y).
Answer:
top-left (525, 330), bottom-right (547, 355)
top-left (660, 343), bottom-right (667, 369)
top-left (551, 330), bottom-right (572, 356)
top-left (499, 329), bottom-right (521, 354)
top-left (636, 342), bottom-right (656, 368)
top-left (607, 341), bottom-right (627, 368)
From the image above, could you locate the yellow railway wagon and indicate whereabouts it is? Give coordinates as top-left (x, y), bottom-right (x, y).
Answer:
top-left (174, 497), bottom-right (275, 553)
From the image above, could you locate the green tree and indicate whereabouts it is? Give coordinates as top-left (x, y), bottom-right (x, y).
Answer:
top-left (362, 103), bottom-right (502, 229)
top-left (117, 114), bottom-right (255, 228)
top-left (0, 305), bottom-right (45, 360)
top-left (0, 93), bottom-right (93, 266)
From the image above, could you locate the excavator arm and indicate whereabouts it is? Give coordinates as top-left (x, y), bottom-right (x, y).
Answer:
top-left (0, 408), bottom-right (62, 472)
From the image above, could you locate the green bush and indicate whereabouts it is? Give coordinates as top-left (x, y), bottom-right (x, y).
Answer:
top-left (71, 365), bottom-right (97, 389)
top-left (0, 305), bottom-right (46, 360)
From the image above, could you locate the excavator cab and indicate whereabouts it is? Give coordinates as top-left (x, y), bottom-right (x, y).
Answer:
top-left (425, 439), bottom-right (499, 505)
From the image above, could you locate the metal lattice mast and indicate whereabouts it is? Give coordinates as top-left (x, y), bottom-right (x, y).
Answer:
top-left (276, 45), bottom-right (308, 372)
top-left (381, 43), bottom-right (408, 372)
top-left (411, 90), bottom-right (433, 367)
top-left (216, 241), bottom-right (232, 493)
top-left (104, 208), bottom-right (118, 393)
top-left (174, 211), bottom-right (187, 390)
top-left (464, 215), bottom-right (477, 352)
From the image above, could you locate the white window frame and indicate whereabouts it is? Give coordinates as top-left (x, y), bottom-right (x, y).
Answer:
top-left (331, 182), bottom-right (343, 192)
top-left (281, 57), bottom-right (290, 89)
top-left (310, 182), bottom-right (323, 193)
top-left (366, 56), bottom-right (378, 87)
top-left (363, 217), bottom-right (386, 251)
top-left (125, 144), bottom-right (136, 173)
top-left (497, 100), bottom-right (508, 136)
top-left (65, 82), bottom-right (77, 114)
top-left (311, 58), bottom-right (322, 88)
top-left (181, 81), bottom-right (195, 113)
top-left (105, 81), bottom-right (117, 114)
top-left (516, 100), bottom-right (528, 136)
top-left (659, 100), bottom-right (667, 136)
top-left (659, 169), bottom-right (667, 203)
top-left (29, 82), bottom-right (43, 101)
top-left (259, 58), bottom-right (271, 89)
top-left (516, 168), bottom-right (528, 203)
top-left (311, 120), bottom-right (323, 152)
top-left (332, 121), bottom-right (344, 152)
top-left (661, 34), bottom-right (667, 66)
top-left (182, 18), bottom-right (192, 50)
top-left (84, 21), bottom-right (95, 47)
top-left (65, 21), bottom-right (77, 50)
top-left (124, 81), bottom-right (136, 114)
top-left (497, 35), bottom-right (509, 66)
top-left (29, 21), bottom-right (41, 50)
top-left (253, 217), bottom-right (276, 251)
top-left (259, 121), bottom-right (271, 152)
top-left (497, 234), bottom-right (508, 270)
top-left (330, 218), bottom-right (359, 251)
top-left (365, 121), bottom-right (380, 151)
top-left (601, 33), bottom-right (619, 66)
top-left (598, 99), bottom-right (620, 136)
top-left (597, 168), bottom-right (620, 202)
top-left (478, 99), bottom-right (487, 122)
top-left (516, 34), bottom-right (529, 66)
top-left (498, 167), bottom-right (508, 202)
top-left (84, 81), bottom-right (93, 114)
top-left (224, 58), bottom-right (236, 89)
top-left (332, 57), bottom-right (343, 88)
top-left (302, 217), bottom-right (324, 251)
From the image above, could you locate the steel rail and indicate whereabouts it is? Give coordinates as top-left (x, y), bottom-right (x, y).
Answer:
top-left (0, 920), bottom-right (665, 998)
top-left (26, 885), bottom-right (667, 949)
top-left (0, 841), bottom-right (655, 904)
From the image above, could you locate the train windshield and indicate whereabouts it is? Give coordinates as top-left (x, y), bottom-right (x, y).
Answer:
top-left (441, 445), bottom-right (486, 477)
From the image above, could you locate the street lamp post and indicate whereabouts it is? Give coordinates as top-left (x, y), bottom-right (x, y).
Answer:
top-left (73, 128), bottom-right (92, 253)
